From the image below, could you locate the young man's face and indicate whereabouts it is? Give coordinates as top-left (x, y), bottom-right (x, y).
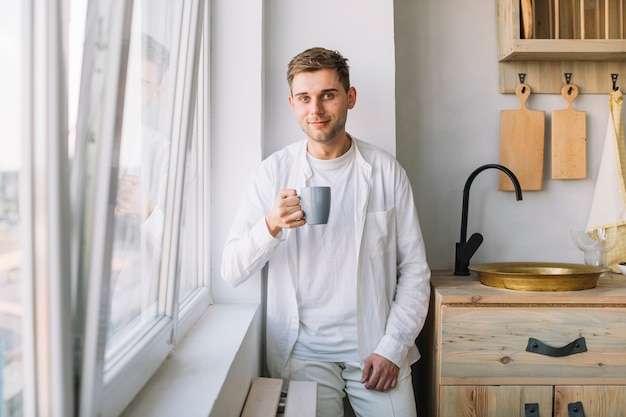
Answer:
top-left (142, 59), bottom-right (164, 108)
top-left (288, 68), bottom-right (356, 145)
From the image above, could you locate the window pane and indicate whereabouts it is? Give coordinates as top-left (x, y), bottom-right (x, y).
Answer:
top-left (107, 1), bottom-right (184, 359)
top-left (0, 1), bottom-right (23, 415)
top-left (68, 0), bottom-right (87, 159)
top-left (177, 32), bottom-right (206, 305)
top-left (177, 111), bottom-right (201, 304)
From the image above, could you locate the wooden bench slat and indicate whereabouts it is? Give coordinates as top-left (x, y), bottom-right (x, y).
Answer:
top-left (241, 377), bottom-right (283, 417)
top-left (283, 381), bottom-right (317, 417)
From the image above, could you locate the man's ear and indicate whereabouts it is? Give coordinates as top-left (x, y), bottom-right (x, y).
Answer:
top-left (347, 86), bottom-right (357, 110)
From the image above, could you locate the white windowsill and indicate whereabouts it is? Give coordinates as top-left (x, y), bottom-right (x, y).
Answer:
top-left (119, 303), bottom-right (262, 417)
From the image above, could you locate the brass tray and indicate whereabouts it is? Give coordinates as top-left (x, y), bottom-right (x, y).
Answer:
top-left (469, 262), bottom-right (611, 291)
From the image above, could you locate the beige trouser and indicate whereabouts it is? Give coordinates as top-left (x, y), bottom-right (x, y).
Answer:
top-left (287, 358), bottom-right (418, 417)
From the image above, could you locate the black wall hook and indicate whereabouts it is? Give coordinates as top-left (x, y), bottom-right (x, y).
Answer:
top-left (564, 73), bottom-right (573, 94)
top-left (518, 73), bottom-right (527, 93)
top-left (612, 73), bottom-right (619, 91)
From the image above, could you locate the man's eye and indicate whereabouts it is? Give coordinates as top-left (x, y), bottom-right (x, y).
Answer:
top-left (323, 93), bottom-right (334, 100)
top-left (299, 96), bottom-right (309, 103)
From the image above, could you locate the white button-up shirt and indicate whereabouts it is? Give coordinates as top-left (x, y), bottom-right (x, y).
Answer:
top-left (221, 137), bottom-right (431, 381)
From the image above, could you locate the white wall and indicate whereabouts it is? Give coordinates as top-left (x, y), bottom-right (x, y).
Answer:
top-left (211, 0), bottom-right (265, 303)
top-left (395, 0), bottom-right (619, 270)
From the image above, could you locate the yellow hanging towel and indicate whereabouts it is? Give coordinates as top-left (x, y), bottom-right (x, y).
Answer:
top-left (586, 90), bottom-right (626, 272)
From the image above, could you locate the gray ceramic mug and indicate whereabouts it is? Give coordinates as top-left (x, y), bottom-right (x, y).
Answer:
top-left (299, 186), bottom-right (331, 225)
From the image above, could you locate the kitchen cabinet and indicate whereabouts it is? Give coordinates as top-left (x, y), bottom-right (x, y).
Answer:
top-left (496, 0), bottom-right (626, 93)
top-left (424, 271), bottom-right (626, 417)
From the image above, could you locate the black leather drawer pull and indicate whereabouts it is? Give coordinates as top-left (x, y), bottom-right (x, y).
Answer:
top-left (524, 403), bottom-right (540, 417)
top-left (526, 336), bottom-right (587, 357)
top-left (568, 401), bottom-right (585, 417)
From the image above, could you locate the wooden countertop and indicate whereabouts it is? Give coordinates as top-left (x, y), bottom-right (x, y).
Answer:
top-left (430, 270), bottom-right (626, 305)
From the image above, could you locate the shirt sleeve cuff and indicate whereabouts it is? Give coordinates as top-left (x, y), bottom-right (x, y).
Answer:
top-left (252, 218), bottom-right (284, 242)
top-left (373, 334), bottom-right (409, 367)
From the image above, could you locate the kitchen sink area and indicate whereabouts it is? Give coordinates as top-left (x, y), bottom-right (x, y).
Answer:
top-left (421, 155), bottom-right (626, 416)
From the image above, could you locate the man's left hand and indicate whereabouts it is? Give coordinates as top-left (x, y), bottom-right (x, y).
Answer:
top-left (360, 353), bottom-right (399, 392)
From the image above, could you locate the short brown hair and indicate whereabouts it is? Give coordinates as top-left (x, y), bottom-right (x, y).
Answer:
top-left (287, 47), bottom-right (350, 92)
top-left (142, 34), bottom-right (170, 84)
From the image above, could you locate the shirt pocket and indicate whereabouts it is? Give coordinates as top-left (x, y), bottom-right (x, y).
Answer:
top-left (363, 208), bottom-right (396, 265)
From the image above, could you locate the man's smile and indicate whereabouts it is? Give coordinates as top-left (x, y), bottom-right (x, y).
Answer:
top-left (309, 120), bottom-right (330, 127)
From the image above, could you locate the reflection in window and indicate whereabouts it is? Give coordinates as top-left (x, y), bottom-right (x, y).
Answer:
top-left (107, 4), bottom-right (182, 359)
top-left (0, 2), bottom-right (23, 416)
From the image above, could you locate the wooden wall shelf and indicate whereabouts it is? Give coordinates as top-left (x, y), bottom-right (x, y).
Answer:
top-left (497, 0), bottom-right (626, 93)
top-left (500, 39), bottom-right (626, 61)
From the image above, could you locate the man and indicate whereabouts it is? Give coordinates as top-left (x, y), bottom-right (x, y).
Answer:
top-left (221, 47), bottom-right (430, 417)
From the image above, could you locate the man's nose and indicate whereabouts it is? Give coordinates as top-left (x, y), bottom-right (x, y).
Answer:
top-left (309, 98), bottom-right (323, 114)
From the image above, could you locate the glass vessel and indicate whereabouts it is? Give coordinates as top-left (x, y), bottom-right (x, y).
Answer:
top-left (570, 228), bottom-right (613, 266)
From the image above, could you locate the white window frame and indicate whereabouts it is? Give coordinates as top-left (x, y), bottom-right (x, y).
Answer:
top-left (68, 0), bottom-right (209, 416)
top-left (21, 1), bottom-right (74, 416)
top-left (99, 1), bottom-right (209, 415)
top-left (17, 0), bottom-right (211, 415)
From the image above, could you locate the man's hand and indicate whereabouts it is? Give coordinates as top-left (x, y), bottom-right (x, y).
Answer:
top-left (360, 353), bottom-right (399, 392)
top-left (265, 189), bottom-right (306, 237)
top-left (116, 174), bottom-right (154, 219)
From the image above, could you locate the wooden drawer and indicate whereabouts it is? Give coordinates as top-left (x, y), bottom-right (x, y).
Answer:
top-left (439, 385), bottom-right (626, 417)
top-left (439, 307), bottom-right (626, 385)
top-left (555, 386), bottom-right (626, 417)
top-left (440, 385), bottom-right (552, 417)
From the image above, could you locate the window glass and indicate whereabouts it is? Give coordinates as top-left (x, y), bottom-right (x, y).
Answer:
top-left (177, 113), bottom-right (200, 304)
top-left (107, 0), bottom-right (183, 360)
top-left (177, 33), bottom-right (206, 305)
top-left (68, 0), bottom-right (87, 158)
top-left (0, 1), bottom-right (23, 415)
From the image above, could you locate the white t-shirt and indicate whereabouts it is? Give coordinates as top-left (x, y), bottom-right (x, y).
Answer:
top-left (292, 142), bottom-right (359, 362)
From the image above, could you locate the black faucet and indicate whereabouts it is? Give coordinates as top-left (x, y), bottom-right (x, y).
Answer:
top-left (454, 164), bottom-right (523, 276)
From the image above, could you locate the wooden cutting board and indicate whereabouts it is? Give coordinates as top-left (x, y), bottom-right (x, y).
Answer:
top-left (551, 83), bottom-right (586, 179)
top-left (499, 83), bottom-right (545, 191)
